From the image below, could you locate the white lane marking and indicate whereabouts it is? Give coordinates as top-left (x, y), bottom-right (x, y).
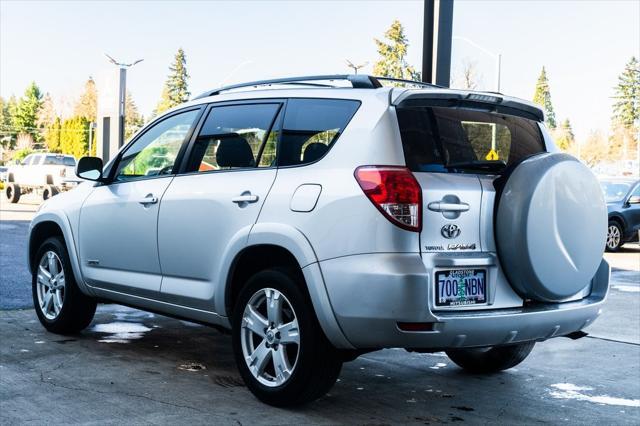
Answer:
top-left (613, 285), bottom-right (640, 293)
top-left (549, 383), bottom-right (640, 407)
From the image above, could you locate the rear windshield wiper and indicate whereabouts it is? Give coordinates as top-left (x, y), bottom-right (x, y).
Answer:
top-left (445, 160), bottom-right (506, 172)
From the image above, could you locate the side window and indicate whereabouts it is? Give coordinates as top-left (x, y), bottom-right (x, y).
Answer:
top-left (22, 155), bottom-right (33, 166)
top-left (32, 155), bottom-right (42, 165)
top-left (186, 103), bottom-right (281, 173)
top-left (115, 109), bottom-right (199, 182)
top-left (278, 99), bottom-right (360, 167)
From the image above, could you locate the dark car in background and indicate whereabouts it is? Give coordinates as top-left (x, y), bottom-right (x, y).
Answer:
top-left (600, 177), bottom-right (640, 251)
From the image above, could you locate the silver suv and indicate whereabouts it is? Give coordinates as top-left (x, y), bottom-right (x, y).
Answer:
top-left (28, 75), bottom-right (609, 406)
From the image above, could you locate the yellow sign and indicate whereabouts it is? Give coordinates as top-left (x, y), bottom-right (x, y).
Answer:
top-left (485, 149), bottom-right (499, 161)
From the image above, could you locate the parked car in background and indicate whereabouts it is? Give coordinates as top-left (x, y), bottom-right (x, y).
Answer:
top-left (600, 177), bottom-right (640, 251)
top-left (5, 153), bottom-right (81, 203)
top-left (0, 166), bottom-right (8, 182)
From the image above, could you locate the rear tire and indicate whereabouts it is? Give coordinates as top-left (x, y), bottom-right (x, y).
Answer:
top-left (32, 236), bottom-right (97, 334)
top-left (6, 183), bottom-right (21, 203)
top-left (446, 342), bottom-right (535, 373)
top-left (606, 221), bottom-right (623, 252)
top-left (43, 184), bottom-right (59, 201)
top-left (232, 268), bottom-right (342, 406)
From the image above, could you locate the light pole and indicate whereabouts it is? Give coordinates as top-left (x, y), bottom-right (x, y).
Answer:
top-left (453, 36), bottom-right (502, 92)
top-left (104, 54), bottom-right (143, 147)
top-left (346, 60), bottom-right (368, 75)
top-left (88, 122), bottom-right (97, 155)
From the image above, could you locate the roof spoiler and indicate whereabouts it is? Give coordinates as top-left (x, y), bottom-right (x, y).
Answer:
top-left (393, 90), bottom-right (545, 122)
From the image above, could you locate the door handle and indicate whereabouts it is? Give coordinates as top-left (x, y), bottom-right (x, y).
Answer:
top-left (427, 201), bottom-right (470, 212)
top-left (232, 194), bottom-right (259, 204)
top-left (139, 194), bottom-right (158, 206)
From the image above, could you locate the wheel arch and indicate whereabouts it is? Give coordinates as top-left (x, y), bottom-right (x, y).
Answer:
top-left (28, 213), bottom-right (92, 296)
top-left (220, 223), bottom-right (353, 349)
top-left (608, 214), bottom-right (626, 232)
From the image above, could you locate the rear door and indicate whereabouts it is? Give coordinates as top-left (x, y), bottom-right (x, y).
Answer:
top-left (156, 101), bottom-right (283, 310)
top-left (395, 99), bottom-right (547, 309)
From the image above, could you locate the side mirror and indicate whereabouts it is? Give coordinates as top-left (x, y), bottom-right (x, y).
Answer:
top-left (628, 195), bottom-right (640, 205)
top-left (76, 156), bottom-right (104, 181)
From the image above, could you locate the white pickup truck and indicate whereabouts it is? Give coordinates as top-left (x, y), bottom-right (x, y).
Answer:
top-left (5, 153), bottom-right (82, 203)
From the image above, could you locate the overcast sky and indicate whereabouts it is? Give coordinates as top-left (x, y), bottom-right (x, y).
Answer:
top-left (1, 0), bottom-right (638, 142)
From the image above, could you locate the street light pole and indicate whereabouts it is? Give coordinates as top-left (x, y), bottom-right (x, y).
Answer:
top-left (104, 54), bottom-right (143, 147)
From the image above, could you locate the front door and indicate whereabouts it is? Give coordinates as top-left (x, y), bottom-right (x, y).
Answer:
top-left (157, 102), bottom-right (283, 310)
top-left (79, 108), bottom-right (201, 297)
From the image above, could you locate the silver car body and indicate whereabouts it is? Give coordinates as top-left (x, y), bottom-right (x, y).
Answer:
top-left (28, 85), bottom-right (609, 350)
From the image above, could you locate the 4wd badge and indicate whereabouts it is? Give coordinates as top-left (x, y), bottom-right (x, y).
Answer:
top-left (441, 224), bottom-right (461, 239)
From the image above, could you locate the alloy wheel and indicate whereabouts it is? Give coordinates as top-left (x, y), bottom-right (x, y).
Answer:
top-left (607, 225), bottom-right (621, 250)
top-left (240, 288), bottom-right (300, 387)
top-left (36, 251), bottom-right (66, 320)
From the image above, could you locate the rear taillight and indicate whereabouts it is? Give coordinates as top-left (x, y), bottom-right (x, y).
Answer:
top-left (60, 169), bottom-right (66, 177)
top-left (354, 166), bottom-right (422, 232)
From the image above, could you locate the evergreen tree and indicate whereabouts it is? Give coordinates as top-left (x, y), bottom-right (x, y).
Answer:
top-left (13, 82), bottom-right (43, 141)
top-left (154, 48), bottom-right (190, 115)
top-left (125, 91), bottom-right (144, 139)
top-left (373, 20), bottom-right (421, 82)
top-left (74, 77), bottom-right (98, 122)
top-left (0, 96), bottom-right (18, 148)
top-left (44, 117), bottom-right (62, 153)
top-left (60, 116), bottom-right (89, 158)
top-left (554, 118), bottom-right (575, 151)
top-left (533, 67), bottom-right (557, 129)
top-left (612, 56), bottom-right (639, 130)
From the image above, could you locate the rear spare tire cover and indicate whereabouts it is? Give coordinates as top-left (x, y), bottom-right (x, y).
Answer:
top-left (495, 153), bottom-right (606, 302)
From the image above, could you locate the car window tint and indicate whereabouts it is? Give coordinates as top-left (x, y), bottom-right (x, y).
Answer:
top-left (186, 103), bottom-right (281, 173)
top-left (397, 107), bottom-right (545, 174)
top-left (115, 109), bottom-right (199, 182)
top-left (278, 99), bottom-right (360, 167)
top-left (22, 156), bottom-right (32, 165)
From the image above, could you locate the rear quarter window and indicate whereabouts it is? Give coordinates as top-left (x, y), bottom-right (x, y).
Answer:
top-left (278, 98), bottom-right (360, 167)
top-left (396, 106), bottom-right (546, 174)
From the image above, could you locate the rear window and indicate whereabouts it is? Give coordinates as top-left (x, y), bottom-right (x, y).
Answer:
top-left (396, 107), bottom-right (545, 174)
top-left (44, 155), bottom-right (76, 166)
top-left (278, 99), bottom-right (360, 167)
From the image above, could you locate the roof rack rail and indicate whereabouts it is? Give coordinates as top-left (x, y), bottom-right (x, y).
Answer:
top-left (374, 76), bottom-right (442, 89)
top-left (193, 74), bottom-right (384, 99)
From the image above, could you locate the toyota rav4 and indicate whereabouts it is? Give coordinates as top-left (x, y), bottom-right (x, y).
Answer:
top-left (28, 75), bottom-right (609, 406)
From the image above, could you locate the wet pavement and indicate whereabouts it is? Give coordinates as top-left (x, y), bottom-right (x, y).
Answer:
top-left (1, 283), bottom-right (639, 425)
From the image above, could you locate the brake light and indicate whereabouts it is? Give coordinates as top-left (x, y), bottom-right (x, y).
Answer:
top-left (354, 166), bottom-right (422, 232)
top-left (60, 169), bottom-right (66, 177)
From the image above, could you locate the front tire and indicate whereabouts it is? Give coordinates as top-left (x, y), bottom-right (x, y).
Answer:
top-left (232, 268), bottom-right (342, 406)
top-left (606, 221), bottom-right (623, 252)
top-left (446, 342), bottom-right (535, 373)
top-left (32, 236), bottom-right (97, 334)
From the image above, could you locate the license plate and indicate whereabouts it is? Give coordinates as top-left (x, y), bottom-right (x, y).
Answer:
top-left (435, 269), bottom-right (487, 307)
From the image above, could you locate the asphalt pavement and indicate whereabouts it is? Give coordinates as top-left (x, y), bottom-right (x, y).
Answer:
top-left (1, 193), bottom-right (639, 424)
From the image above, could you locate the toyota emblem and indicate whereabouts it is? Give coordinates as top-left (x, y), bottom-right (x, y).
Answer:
top-left (441, 224), bottom-right (461, 239)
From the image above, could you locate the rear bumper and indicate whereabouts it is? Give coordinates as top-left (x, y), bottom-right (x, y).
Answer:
top-left (320, 253), bottom-right (609, 349)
